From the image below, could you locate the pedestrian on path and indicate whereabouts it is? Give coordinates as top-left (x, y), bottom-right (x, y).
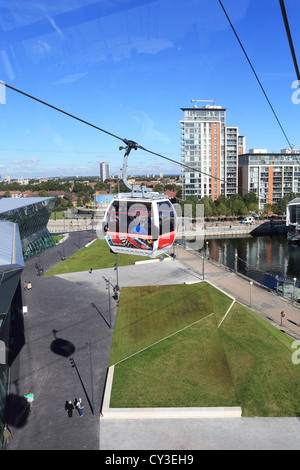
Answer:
top-left (89, 267), bottom-right (93, 274)
top-left (76, 398), bottom-right (84, 416)
top-left (24, 391), bottom-right (34, 410)
top-left (281, 310), bottom-right (285, 325)
top-left (3, 425), bottom-right (11, 446)
top-left (65, 400), bottom-right (74, 418)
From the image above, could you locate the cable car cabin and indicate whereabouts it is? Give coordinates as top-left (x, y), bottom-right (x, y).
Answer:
top-left (103, 193), bottom-right (177, 258)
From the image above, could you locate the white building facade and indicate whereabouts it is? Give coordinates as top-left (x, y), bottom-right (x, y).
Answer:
top-left (100, 162), bottom-right (109, 182)
top-left (238, 151), bottom-right (300, 210)
top-left (180, 102), bottom-right (245, 201)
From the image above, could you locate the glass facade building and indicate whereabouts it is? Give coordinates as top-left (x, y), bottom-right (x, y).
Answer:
top-left (0, 197), bottom-right (55, 260)
top-left (0, 221), bottom-right (24, 450)
top-left (0, 197), bottom-right (56, 448)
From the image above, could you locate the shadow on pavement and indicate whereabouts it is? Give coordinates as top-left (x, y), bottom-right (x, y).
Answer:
top-left (50, 329), bottom-right (75, 357)
top-left (5, 394), bottom-right (30, 428)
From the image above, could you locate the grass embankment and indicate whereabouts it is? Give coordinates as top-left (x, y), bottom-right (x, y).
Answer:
top-left (45, 238), bottom-right (149, 275)
top-left (49, 212), bottom-right (64, 219)
top-left (52, 235), bottom-right (64, 243)
top-left (109, 282), bottom-right (300, 416)
top-left (109, 283), bottom-right (237, 408)
top-left (219, 302), bottom-right (300, 417)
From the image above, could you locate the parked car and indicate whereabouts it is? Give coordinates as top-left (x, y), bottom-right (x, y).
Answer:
top-left (241, 216), bottom-right (255, 224)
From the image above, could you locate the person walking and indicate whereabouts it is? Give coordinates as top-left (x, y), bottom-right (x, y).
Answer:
top-left (76, 398), bottom-right (84, 416)
top-left (24, 391), bottom-right (34, 410)
top-left (3, 425), bottom-right (11, 446)
top-left (65, 400), bottom-right (74, 418)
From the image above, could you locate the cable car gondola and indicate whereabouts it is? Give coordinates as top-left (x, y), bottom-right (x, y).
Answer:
top-left (103, 140), bottom-right (177, 258)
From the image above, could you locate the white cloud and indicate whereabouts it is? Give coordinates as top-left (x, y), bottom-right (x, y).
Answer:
top-left (47, 15), bottom-right (64, 39)
top-left (33, 40), bottom-right (51, 55)
top-left (130, 111), bottom-right (172, 146)
top-left (53, 72), bottom-right (88, 85)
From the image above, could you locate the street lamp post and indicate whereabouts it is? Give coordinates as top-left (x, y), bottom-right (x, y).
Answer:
top-left (250, 281), bottom-right (253, 307)
top-left (104, 278), bottom-right (112, 328)
top-left (85, 340), bottom-right (95, 416)
top-left (62, 238), bottom-right (65, 260)
top-left (114, 254), bottom-right (120, 293)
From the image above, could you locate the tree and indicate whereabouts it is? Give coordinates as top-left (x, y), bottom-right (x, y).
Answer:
top-left (154, 183), bottom-right (164, 193)
top-left (113, 180), bottom-right (131, 193)
top-left (180, 195), bottom-right (199, 217)
top-left (248, 202), bottom-right (259, 214)
top-left (263, 203), bottom-right (273, 215)
top-left (38, 190), bottom-right (49, 197)
top-left (176, 187), bottom-right (182, 199)
top-left (217, 202), bottom-right (229, 216)
top-left (231, 198), bottom-right (247, 216)
top-left (83, 195), bottom-right (91, 205)
top-left (243, 191), bottom-right (259, 208)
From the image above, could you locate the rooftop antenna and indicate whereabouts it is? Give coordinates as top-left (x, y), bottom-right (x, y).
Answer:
top-left (191, 99), bottom-right (215, 108)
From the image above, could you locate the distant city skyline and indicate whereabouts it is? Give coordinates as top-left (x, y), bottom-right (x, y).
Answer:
top-left (0, 1), bottom-right (300, 179)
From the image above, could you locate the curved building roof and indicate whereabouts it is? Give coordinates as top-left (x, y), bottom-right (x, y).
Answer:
top-left (0, 196), bottom-right (55, 215)
top-left (0, 220), bottom-right (24, 270)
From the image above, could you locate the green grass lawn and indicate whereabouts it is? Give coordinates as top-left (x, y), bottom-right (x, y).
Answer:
top-left (109, 282), bottom-right (231, 365)
top-left (109, 282), bottom-right (300, 416)
top-left (45, 238), bottom-right (150, 275)
top-left (49, 212), bottom-right (64, 220)
top-left (219, 302), bottom-right (300, 417)
top-left (52, 235), bottom-right (64, 243)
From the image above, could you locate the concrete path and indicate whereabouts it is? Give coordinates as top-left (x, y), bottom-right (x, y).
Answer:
top-left (101, 417), bottom-right (300, 450)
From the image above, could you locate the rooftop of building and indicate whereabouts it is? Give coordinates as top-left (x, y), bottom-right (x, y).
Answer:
top-left (0, 196), bottom-right (55, 215)
top-left (0, 220), bottom-right (24, 270)
top-left (180, 106), bottom-right (226, 111)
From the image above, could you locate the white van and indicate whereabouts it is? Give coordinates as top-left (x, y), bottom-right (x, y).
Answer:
top-left (241, 216), bottom-right (255, 224)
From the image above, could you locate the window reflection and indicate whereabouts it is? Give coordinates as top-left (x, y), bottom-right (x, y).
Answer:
top-left (0, 199), bottom-right (55, 260)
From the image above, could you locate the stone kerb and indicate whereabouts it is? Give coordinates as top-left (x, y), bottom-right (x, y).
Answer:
top-left (101, 366), bottom-right (242, 420)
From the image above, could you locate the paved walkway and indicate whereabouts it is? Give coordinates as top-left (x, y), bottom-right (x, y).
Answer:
top-left (5, 237), bottom-right (300, 450)
top-left (4, 235), bottom-right (194, 450)
top-left (6, 232), bottom-right (110, 450)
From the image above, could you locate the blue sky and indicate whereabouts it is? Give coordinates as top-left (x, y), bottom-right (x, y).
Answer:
top-left (0, 0), bottom-right (299, 179)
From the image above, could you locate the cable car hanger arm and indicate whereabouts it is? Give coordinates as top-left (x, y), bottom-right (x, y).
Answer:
top-left (119, 139), bottom-right (151, 196)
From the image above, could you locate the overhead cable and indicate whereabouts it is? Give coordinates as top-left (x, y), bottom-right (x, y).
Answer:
top-left (0, 82), bottom-right (232, 189)
top-left (0, 81), bottom-right (285, 204)
top-left (3, 82), bottom-right (124, 143)
top-left (218, 0), bottom-right (293, 150)
top-left (279, 0), bottom-right (300, 83)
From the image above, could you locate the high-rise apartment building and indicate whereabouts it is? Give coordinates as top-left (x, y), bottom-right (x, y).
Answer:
top-left (100, 162), bottom-right (109, 182)
top-left (180, 101), bottom-right (245, 200)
